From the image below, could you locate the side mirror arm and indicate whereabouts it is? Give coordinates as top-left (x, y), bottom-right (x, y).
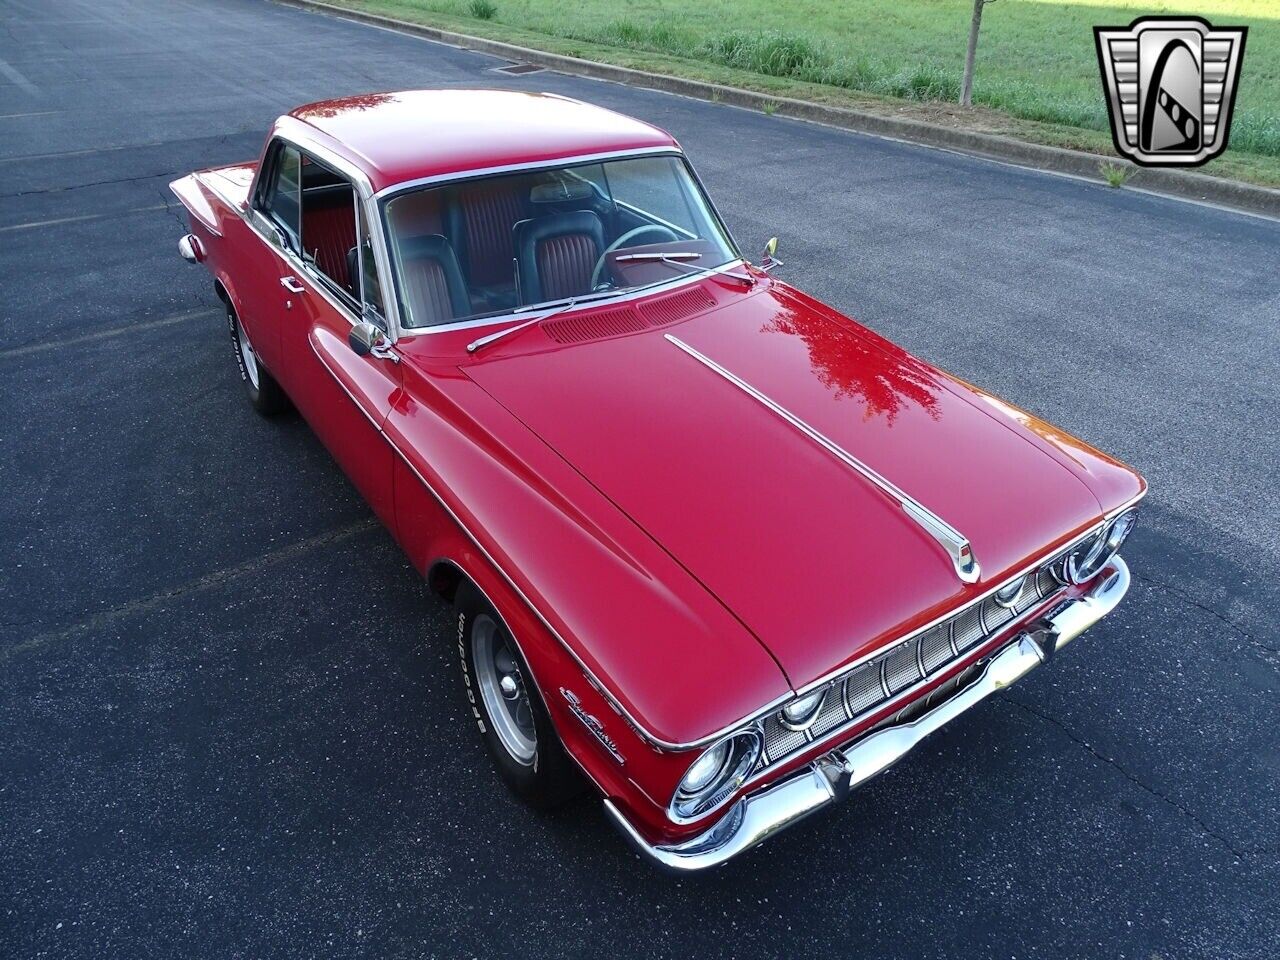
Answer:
top-left (759, 236), bottom-right (783, 272)
top-left (348, 320), bottom-right (399, 363)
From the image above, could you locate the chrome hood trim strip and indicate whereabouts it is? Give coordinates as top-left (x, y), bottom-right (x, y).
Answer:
top-left (664, 334), bottom-right (981, 583)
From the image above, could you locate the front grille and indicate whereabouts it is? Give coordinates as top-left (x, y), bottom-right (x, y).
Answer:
top-left (757, 551), bottom-right (1071, 768)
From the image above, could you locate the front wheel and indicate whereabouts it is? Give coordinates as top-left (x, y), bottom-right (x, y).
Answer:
top-left (225, 301), bottom-right (288, 415)
top-left (454, 582), bottom-right (583, 808)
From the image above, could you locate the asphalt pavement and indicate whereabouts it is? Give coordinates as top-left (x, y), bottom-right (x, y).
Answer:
top-left (1, 1), bottom-right (1277, 957)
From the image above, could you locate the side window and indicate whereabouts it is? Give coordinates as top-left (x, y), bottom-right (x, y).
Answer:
top-left (259, 143), bottom-right (301, 251)
top-left (297, 155), bottom-right (360, 307)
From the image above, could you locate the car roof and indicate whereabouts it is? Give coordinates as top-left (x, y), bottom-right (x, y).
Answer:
top-left (284, 89), bottom-right (680, 193)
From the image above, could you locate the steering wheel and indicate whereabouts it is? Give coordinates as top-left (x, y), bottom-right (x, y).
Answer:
top-left (589, 224), bottom-right (681, 290)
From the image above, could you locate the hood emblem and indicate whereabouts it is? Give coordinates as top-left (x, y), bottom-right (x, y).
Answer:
top-left (665, 334), bottom-right (981, 584)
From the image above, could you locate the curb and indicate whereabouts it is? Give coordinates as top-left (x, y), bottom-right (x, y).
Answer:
top-left (277, 0), bottom-right (1280, 220)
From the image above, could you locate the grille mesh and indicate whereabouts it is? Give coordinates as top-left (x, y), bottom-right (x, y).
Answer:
top-left (919, 625), bottom-right (953, 673)
top-left (756, 546), bottom-right (1076, 770)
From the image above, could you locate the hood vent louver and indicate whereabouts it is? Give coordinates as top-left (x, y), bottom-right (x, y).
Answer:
top-left (639, 286), bottom-right (717, 327)
top-left (541, 284), bottom-right (719, 345)
top-left (543, 306), bottom-right (647, 344)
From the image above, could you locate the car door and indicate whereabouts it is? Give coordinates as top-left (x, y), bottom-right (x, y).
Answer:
top-left (238, 139), bottom-right (305, 376)
top-left (260, 145), bottom-right (400, 528)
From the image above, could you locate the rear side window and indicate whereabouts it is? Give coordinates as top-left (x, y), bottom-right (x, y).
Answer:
top-left (260, 143), bottom-right (302, 251)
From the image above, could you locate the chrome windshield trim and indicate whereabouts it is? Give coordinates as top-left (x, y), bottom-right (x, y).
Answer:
top-left (665, 334), bottom-right (981, 583)
top-left (371, 146), bottom-right (683, 200)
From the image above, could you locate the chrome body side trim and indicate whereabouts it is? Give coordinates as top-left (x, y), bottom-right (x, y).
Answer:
top-left (665, 334), bottom-right (981, 583)
top-left (604, 557), bottom-right (1131, 873)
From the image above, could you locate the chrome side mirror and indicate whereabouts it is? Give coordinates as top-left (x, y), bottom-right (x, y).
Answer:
top-left (349, 320), bottom-right (397, 362)
top-left (760, 236), bottom-right (783, 272)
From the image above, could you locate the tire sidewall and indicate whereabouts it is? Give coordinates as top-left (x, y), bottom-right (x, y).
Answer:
top-left (225, 304), bottom-right (262, 405)
top-left (455, 585), bottom-right (558, 797)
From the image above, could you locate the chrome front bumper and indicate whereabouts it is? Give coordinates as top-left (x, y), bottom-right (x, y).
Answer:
top-left (604, 557), bottom-right (1131, 873)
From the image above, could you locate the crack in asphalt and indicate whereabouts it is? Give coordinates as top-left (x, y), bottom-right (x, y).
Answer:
top-left (0, 169), bottom-right (181, 199)
top-left (157, 180), bottom-right (186, 232)
top-left (0, 518), bottom-right (378, 664)
top-left (1132, 570), bottom-right (1280, 660)
top-left (1002, 695), bottom-right (1257, 861)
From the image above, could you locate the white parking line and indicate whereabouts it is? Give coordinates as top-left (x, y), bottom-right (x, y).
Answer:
top-left (0, 204), bottom-right (169, 233)
top-left (1, 518), bottom-right (378, 663)
top-left (0, 307), bottom-right (219, 359)
top-left (0, 57), bottom-right (39, 96)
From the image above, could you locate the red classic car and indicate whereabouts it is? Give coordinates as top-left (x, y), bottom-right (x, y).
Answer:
top-left (172, 89), bottom-right (1146, 872)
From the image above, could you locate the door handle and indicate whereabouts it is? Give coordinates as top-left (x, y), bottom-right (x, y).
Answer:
top-left (280, 276), bottom-right (306, 293)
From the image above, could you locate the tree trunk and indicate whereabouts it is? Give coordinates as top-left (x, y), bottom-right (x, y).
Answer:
top-left (960, 0), bottom-right (985, 106)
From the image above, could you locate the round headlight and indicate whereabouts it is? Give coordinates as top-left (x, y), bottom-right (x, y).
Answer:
top-left (671, 730), bottom-right (762, 822)
top-left (681, 740), bottom-right (730, 795)
top-left (779, 689), bottom-right (825, 731)
top-left (993, 574), bottom-right (1027, 609)
top-left (1066, 510), bottom-right (1137, 584)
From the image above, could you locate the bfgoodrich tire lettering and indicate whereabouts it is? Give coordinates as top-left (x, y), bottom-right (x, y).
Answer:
top-left (453, 581), bottom-right (582, 808)
top-left (225, 301), bottom-right (288, 415)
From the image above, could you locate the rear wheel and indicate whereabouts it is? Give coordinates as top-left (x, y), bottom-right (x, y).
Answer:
top-left (225, 300), bottom-right (288, 415)
top-left (454, 581), bottom-right (583, 808)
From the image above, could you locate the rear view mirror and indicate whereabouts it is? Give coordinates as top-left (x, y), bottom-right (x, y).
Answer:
top-left (761, 236), bottom-right (783, 272)
top-left (349, 320), bottom-right (397, 363)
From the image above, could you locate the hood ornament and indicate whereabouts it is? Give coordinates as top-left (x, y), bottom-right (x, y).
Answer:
top-left (665, 334), bottom-right (981, 584)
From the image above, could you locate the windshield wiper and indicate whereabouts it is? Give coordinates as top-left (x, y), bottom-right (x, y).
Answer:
top-left (466, 289), bottom-right (623, 354)
top-left (616, 251), bottom-right (719, 282)
top-left (465, 256), bottom-right (725, 355)
top-left (613, 251), bottom-right (702, 263)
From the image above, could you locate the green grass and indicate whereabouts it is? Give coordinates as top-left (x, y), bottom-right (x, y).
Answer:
top-left (323, 0), bottom-right (1280, 187)
top-left (1100, 161), bottom-right (1132, 187)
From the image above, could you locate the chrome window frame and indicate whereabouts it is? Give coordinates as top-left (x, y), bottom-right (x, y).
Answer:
top-left (245, 119), bottom-right (406, 341)
top-left (374, 146), bottom-right (746, 337)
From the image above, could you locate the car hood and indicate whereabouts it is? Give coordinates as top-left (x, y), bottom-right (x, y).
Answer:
top-left (465, 282), bottom-right (1117, 688)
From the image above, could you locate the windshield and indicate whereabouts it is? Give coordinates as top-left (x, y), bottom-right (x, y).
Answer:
top-left (381, 154), bottom-right (738, 329)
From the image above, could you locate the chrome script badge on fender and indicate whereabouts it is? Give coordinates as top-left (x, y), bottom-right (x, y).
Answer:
top-left (1094, 16), bottom-right (1247, 167)
top-left (561, 688), bottom-right (625, 765)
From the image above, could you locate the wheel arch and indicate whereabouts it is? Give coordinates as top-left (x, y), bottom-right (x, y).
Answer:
top-left (426, 556), bottom-right (465, 603)
top-left (430, 554), bottom-right (637, 799)
top-left (212, 271), bottom-right (242, 317)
